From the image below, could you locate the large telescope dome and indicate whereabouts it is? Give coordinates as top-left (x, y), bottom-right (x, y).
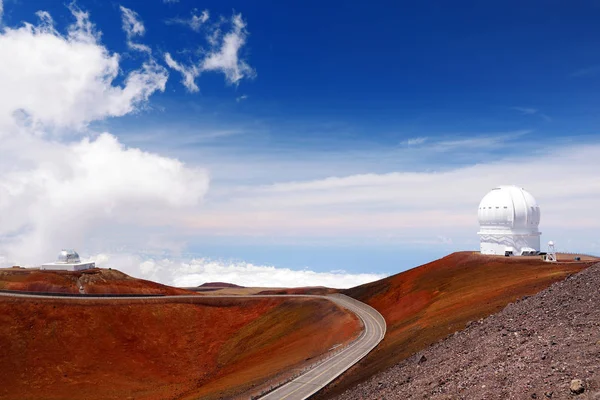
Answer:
top-left (478, 186), bottom-right (540, 232)
top-left (477, 186), bottom-right (541, 256)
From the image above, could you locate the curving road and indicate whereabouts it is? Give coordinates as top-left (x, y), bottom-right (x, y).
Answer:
top-left (0, 291), bottom-right (386, 400)
top-left (259, 294), bottom-right (386, 400)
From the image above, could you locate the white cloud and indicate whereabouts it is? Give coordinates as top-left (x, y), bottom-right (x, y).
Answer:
top-left (119, 5), bottom-right (151, 53)
top-left (0, 7), bottom-right (209, 267)
top-left (236, 94), bottom-right (248, 102)
top-left (166, 9), bottom-right (209, 32)
top-left (165, 13), bottom-right (255, 91)
top-left (163, 0), bottom-right (179, 3)
top-left (120, 5), bottom-right (145, 37)
top-left (165, 53), bottom-right (200, 92)
top-left (0, 0), bottom-right (3, 22)
top-left (407, 137), bottom-right (427, 146)
top-left (94, 254), bottom-right (386, 289)
top-left (202, 13), bottom-right (256, 84)
top-left (0, 133), bottom-right (209, 265)
top-left (0, 6), bottom-right (167, 130)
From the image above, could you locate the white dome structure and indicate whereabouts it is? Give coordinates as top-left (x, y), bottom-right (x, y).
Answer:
top-left (477, 186), bottom-right (541, 256)
top-left (41, 249), bottom-right (95, 271)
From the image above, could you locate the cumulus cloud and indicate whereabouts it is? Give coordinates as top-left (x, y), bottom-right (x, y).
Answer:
top-left (0, 7), bottom-right (167, 130)
top-left (166, 9), bottom-right (209, 32)
top-left (165, 12), bottom-right (255, 91)
top-left (0, 133), bottom-right (209, 265)
top-left (94, 254), bottom-right (385, 289)
top-left (0, 6), bottom-right (209, 266)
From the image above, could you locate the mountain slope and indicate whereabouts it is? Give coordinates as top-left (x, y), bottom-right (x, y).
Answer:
top-left (334, 261), bottom-right (600, 399)
top-left (0, 296), bottom-right (360, 400)
top-left (0, 267), bottom-right (192, 295)
top-left (316, 251), bottom-right (595, 398)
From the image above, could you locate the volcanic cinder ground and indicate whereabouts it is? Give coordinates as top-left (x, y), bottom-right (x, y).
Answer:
top-left (0, 270), bottom-right (360, 400)
top-left (0, 252), bottom-right (597, 400)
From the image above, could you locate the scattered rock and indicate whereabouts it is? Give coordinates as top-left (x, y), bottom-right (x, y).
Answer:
top-left (570, 379), bottom-right (584, 395)
top-left (418, 355), bottom-right (427, 364)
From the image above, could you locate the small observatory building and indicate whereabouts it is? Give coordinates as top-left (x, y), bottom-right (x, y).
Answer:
top-left (477, 186), bottom-right (541, 256)
top-left (40, 250), bottom-right (95, 271)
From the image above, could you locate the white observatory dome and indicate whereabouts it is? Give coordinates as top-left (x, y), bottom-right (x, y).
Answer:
top-left (477, 186), bottom-right (541, 256)
top-left (56, 249), bottom-right (81, 264)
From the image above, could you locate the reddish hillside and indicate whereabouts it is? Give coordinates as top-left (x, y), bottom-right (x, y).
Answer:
top-left (0, 296), bottom-right (360, 400)
top-left (0, 268), bottom-right (192, 295)
top-left (316, 251), bottom-right (595, 398)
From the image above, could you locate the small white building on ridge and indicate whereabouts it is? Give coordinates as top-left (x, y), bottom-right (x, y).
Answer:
top-left (478, 186), bottom-right (541, 256)
top-left (41, 249), bottom-right (95, 271)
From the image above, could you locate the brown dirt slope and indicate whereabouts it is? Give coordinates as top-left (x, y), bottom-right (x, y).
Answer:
top-left (334, 262), bottom-right (600, 400)
top-left (315, 251), bottom-right (596, 398)
top-left (0, 268), bottom-right (192, 295)
top-left (0, 296), bottom-right (360, 400)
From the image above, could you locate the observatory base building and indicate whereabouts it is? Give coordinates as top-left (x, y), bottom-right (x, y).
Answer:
top-left (41, 250), bottom-right (95, 271)
top-left (478, 186), bottom-right (541, 256)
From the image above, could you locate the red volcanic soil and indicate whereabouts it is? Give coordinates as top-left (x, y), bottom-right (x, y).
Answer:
top-left (0, 296), bottom-right (360, 400)
top-left (315, 251), bottom-right (596, 398)
top-left (0, 268), bottom-right (192, 295)
top-left (199, 282), bottom-right (244, 288)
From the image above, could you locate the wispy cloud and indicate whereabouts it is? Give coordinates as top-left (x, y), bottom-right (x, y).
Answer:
top-left (406, 137), bottom-right (427, 146)
top-left (512, 106), bottom-right (537, 115)
top-left (165, 53), bottom-right (200, 92)
top-left (432, 130), bottom-right (531, 150)
top-left (166, 9), bottom-right (209, 32)
top-left (119, 5), bottom-right (151, 53)
top-left (236, 94), bottom-right (248, 102)
top-left (165, 12), bottom-right (255, 91)
top-left (511, 107), bottom-right (552, 122)
top-left (174, 136), bottom-right (600, 257)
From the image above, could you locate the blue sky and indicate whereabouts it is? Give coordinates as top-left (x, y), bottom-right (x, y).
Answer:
top-left (0, 0), bottom-right (599, 286)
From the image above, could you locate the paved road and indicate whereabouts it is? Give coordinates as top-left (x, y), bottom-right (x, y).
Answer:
top-left (259, 294), bottom-right (386, 400)
top-left (0, 291), bottom-right (386, 400)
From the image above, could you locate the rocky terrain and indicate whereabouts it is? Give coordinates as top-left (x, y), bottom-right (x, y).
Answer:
top-left (315, 252), bottom-right (595, 398)
top-left (334, 262), bottom-right (600, 400)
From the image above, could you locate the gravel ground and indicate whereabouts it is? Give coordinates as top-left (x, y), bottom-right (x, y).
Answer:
top-left (334, 263), bottom-right (600, 400)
